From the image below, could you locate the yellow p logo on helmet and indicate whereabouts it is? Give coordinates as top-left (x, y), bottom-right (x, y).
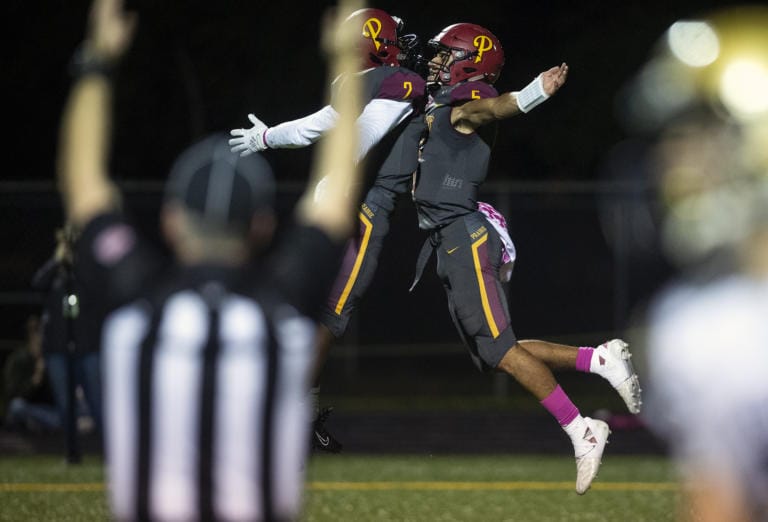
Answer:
top-left (473, 35), bottom-right (493, 63)
top-left (364, 18), bottom-right (383, 51)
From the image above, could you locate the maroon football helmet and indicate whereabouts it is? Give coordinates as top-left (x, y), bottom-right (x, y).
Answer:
top-left (344, 8), bottom-right (402, 68)
top-left (427, 23), bottom-right (504, 85)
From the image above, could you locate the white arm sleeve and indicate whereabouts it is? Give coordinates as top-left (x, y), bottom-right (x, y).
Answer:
top-left (266, 99), bottom-right (412, 161)
top-left (264, 105), bottom-right (339, 149)
top-left (312, 98), bottom-right (414, 202)
top-left (355, 99), bottom-right (413, 163)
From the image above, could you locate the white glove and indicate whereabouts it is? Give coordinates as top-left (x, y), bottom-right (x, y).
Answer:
top-left (229, 114), bottom-right (269, 156)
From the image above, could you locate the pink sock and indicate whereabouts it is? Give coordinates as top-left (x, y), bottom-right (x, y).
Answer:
top-left (540, 385), bottom-right (579, 426)
top-left (575, 347), bottom-right (594, 373)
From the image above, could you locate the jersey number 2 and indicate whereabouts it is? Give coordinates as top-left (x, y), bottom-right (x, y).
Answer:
top-left (403, 81), bottom-right (413, 99)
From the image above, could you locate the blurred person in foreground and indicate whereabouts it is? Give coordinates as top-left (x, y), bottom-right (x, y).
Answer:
top-left (409, 22), bottom-right (642, 495)
top-left (57, 0), bottom-right (364, 520)
top-left (229, 7), bottom-right (427, 453)
top-left (633, 6), bottom-right (768, 521)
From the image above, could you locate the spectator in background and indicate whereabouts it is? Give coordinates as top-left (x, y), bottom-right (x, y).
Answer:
top-left (31, 224), bottom-right (101, 438)
top-left (632, 6), bottom-right (768, 521)
top-left (2, 315), bottom-right (60, 433)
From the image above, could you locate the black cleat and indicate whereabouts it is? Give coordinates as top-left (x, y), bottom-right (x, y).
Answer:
top-left (312, 407), bottom-right (343, 453)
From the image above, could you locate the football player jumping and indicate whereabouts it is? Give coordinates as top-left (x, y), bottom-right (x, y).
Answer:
top-left (410, 23), bottom-right (642, 494)
top-left (230, 8), bottom-right (427, 453)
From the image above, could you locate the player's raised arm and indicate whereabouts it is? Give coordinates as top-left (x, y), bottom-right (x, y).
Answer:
top-left (230, 8), bottom-right (424, 162)
top-left (295, 1), bottom-right (364, 241)
top-left (57, 0), bottom-right (137, 228)
top-left (229, 106), bottom-right (341, 156)
top-left (451, 63), bottom-right (568, 133)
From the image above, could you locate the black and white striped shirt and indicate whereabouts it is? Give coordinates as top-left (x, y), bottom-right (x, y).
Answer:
top-left (77, 213), bottom-right (341, 521)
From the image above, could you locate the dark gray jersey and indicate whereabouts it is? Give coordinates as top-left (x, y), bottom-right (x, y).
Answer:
top-left (373, 115), bottom-right (427, 197)
top-left (333, 66), bottom-right (427, 198)
top-left (413, 81), bottom-right (498, 230)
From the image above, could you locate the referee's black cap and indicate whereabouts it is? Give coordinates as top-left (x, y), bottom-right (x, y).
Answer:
top-left (164, 134), bottom-right (276, 229)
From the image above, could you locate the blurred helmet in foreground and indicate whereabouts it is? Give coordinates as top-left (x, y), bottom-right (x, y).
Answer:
top-left (618, 5), bottom-right (768, 267)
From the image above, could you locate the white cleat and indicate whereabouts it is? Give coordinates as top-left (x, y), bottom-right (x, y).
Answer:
top-left (574, 417), bottom-right (610, 495)
top-left (592, 339), bottom-right (642, 414)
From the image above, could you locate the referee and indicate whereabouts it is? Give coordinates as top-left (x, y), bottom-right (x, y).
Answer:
top-left (56, 0), bottom-right (364, 520)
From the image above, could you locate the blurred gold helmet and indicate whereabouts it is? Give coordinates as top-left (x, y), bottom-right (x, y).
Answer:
top-left (620, 5), bottom-right (768, 267)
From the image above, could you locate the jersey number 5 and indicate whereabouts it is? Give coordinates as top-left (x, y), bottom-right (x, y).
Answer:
top-left (403, 81), bottom-right (413, 99)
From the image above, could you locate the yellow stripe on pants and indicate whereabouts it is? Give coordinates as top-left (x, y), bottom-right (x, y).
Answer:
top-left (471, 233), bottom-right (499, 338)
top-left (334, 212), bottom-right (373, 314)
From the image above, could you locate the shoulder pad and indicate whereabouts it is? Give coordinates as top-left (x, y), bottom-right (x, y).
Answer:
top-left (448, 81), bottom-right (499, 104)
top-left (370, 67), bottom-right (426, 103)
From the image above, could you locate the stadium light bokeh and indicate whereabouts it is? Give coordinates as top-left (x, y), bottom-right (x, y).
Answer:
top-left (619, 5), bottom-right (768, 133)
top-left (666, 21), bottom-right (719, 68)
top-left (613, 5), bottom-right (768, 267)
top-left (719, 59), bottom-right (768, 119)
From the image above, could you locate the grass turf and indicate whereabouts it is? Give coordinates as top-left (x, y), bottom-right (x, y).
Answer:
top-left (0, 454), bottom-right (678, 521)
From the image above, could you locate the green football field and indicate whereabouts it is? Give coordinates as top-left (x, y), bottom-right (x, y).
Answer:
top-left (0, 453), bottom-right (678, 521)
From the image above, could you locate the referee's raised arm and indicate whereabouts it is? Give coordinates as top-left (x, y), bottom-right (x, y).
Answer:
top-left (55, 1), bottom-right (367, 521)
top-left (56, 0), bottom-right (136, 230)
top-left (295, 0), bottom-right (365, 242)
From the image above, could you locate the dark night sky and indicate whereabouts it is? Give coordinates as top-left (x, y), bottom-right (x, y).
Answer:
top-left (0, 0), bottom-right (751, 342)
top-left (6, 0), bottom-right (749, 185)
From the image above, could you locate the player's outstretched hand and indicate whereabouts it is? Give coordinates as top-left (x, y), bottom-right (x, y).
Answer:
top-left (229, 114), bottom-right (269, 156)
top-left (542, 63), bottom-right (568, 96)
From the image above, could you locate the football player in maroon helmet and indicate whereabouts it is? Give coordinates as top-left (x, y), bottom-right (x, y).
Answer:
top-left (230, 8), bottom-right (428, 454)
top-left (427, 23), bottom-right (505, 86)
top-left (412, 23), bottom-right (641, 495)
